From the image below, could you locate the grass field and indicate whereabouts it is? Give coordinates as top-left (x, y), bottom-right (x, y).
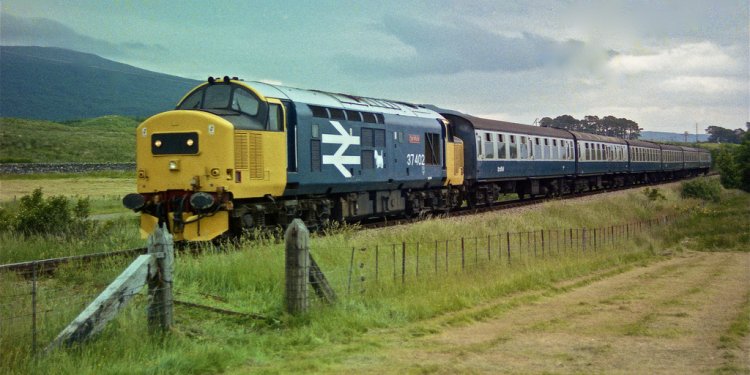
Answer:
top-left (0, 116), bottom-right (139, 163)
top-left (1, 178), bottom-right (746, 374)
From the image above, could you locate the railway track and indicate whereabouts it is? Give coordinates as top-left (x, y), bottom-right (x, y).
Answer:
top-left (1, 175), bottom-right (710, 274)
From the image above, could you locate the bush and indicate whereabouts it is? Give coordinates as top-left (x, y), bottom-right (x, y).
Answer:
top-left (642, 187), bottom-right (666, 201)
top-left (3, 188), bottom-right (92, 236)
top-left (680, 178), bottom-right (722, 202)
top-left (714, 132), bottom-right (750, 192)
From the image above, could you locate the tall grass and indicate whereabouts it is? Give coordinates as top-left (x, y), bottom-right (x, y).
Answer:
top-left (1, 182), bottom-right (747, 374)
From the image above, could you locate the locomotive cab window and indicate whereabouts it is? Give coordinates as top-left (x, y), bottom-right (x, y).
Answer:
top-left (177, 83), bottom-right (267, 130)
top-left (267, 104), bottom-right (282, 131)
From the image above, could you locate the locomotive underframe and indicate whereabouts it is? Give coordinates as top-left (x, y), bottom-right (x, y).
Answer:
top-left (227, 186), bottom-right (465, 234)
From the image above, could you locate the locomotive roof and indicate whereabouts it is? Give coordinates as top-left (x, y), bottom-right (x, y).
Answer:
top-left (569, 131), bottom-right (627, 144)
top-left (246, 81), bottom-right (442, 120)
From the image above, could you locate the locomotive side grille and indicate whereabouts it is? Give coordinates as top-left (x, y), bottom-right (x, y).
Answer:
top-left (248, 133), bottom-right (264, 179)
top-left (454, 143), bottom-right (464, 175)
top-left (235, 133), bottom-right (249, 170)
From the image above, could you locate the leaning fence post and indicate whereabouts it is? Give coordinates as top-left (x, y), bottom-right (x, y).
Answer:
top-left (148, 223), bottom-right (174, 332)
top-left (285, 219), bottom-right (309, 314)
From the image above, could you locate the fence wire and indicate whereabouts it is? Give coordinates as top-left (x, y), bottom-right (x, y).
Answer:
top-left (338, 215), bottom-right (677, 294)
top-left (1, 214), bottom-right (677, 359)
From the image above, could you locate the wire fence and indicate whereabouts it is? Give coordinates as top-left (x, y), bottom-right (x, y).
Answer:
top-left (0, 260), bottom-right (122, 357)
top-left (0, 213), bottom-right (678, 361)
top-left (334, 215), bottom-right (677, 295)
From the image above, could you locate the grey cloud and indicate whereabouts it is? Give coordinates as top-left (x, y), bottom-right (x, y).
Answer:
top-left (338, 15), bottom-right (613, 77)
top-left (0, 13), bottom-right (165, 57)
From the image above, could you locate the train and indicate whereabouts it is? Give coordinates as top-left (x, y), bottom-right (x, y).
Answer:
top-left (122, 77), bottom-right (711, 241)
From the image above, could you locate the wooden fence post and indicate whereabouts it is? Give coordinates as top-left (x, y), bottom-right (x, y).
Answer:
top-left (461, 237), bottom-right (465, 271)
top-left (401, 242), bottom-right (406, 283)
top-left (148, 223), bottom-right (174, 333)
top-left (285, 219), bottom-right (309, 314)
top-left (506, 232), bottom-right (511, 265)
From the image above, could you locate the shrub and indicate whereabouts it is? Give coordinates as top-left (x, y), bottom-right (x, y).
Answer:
top-left (642, 187), bottom-right (665, 201)
top-left (5, 188), bottom-right (92, 236)
top-left (680, 178), bottom-right (722, 202)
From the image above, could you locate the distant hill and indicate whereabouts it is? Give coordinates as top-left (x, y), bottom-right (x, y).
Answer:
top-left (0, 46), bottom-right (200, 121)
top-left (640, 131), bottom-right (709, 143)
top-left (0, 116), bottom-right (138, 162)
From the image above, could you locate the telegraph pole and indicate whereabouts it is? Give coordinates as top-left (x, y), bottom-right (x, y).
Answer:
top-left (695, 123), bottom-right (698, 143)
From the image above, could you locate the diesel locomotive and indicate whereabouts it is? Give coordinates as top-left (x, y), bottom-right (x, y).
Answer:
top-left (123, 77), bottom-right (710, 241)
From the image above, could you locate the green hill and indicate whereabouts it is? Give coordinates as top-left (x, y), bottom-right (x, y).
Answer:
top-left (0, 116), bottom-right (138, 162)
top-left (0, 46), bottom-right (200, 121)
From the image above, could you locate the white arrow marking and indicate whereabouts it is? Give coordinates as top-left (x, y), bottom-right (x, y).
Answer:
top-left (321, 120), bottom-right (360, 178)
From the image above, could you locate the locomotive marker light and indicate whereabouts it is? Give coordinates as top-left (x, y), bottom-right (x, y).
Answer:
top-left (168, 160), bottom-right (180, 171)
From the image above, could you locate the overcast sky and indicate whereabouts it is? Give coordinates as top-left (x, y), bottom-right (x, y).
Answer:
top-left (2, 1), bottom-right (748, 133)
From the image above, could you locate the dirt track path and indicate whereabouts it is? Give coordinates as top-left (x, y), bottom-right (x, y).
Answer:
top-left (328, 252), bottom-right (750, 374)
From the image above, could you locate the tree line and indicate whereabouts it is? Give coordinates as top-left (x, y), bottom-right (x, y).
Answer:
top-left (539, 115), bottom-right (641, 139)
top-left (705, 125), bottom-right (747, 144)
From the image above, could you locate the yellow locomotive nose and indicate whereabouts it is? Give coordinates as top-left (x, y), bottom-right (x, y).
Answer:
top-left (135, 110), bottom-right (234, 193)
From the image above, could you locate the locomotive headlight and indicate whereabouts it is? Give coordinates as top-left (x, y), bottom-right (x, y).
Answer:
top-left (169, 160), bottom-right (180, 171)
top-left (186, 139), bottom-right (194, 146)
top-left (154, 140), bottom-right (162, 147)
top-left (210, 168), bottom-right (220, 177)
top-left (190, 192), bottom-right (215, 210)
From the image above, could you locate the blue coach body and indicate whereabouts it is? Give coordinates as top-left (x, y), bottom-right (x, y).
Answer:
top-left (570, 131), bottom-right (629, 176)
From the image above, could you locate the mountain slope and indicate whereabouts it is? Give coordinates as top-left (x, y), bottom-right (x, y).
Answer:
top-left (0, 46), bottom-right (200, 120)
top-left (0, 116), bottom-right (138, 162)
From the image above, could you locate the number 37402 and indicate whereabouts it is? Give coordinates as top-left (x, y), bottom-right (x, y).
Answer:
top-left (406, 153), bottom-right (425, 166)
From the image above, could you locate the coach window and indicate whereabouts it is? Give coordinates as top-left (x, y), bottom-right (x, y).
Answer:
top-left (498, 134), bottom-right (507, 159)
top-left (583, 143), bottom-right (589, 160)
top-left (553, 139), bottom-right (559, 160)
top-left (568, 142), bottom-right (574, 160)
top-left (519, 136), bottom-right (528, 159)
top-left (509, 135), bottom-right (518, 159)
top-left (484, 133), bottom-right (494, 159)
top-left (534, 138), bottom-right (541, 159)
